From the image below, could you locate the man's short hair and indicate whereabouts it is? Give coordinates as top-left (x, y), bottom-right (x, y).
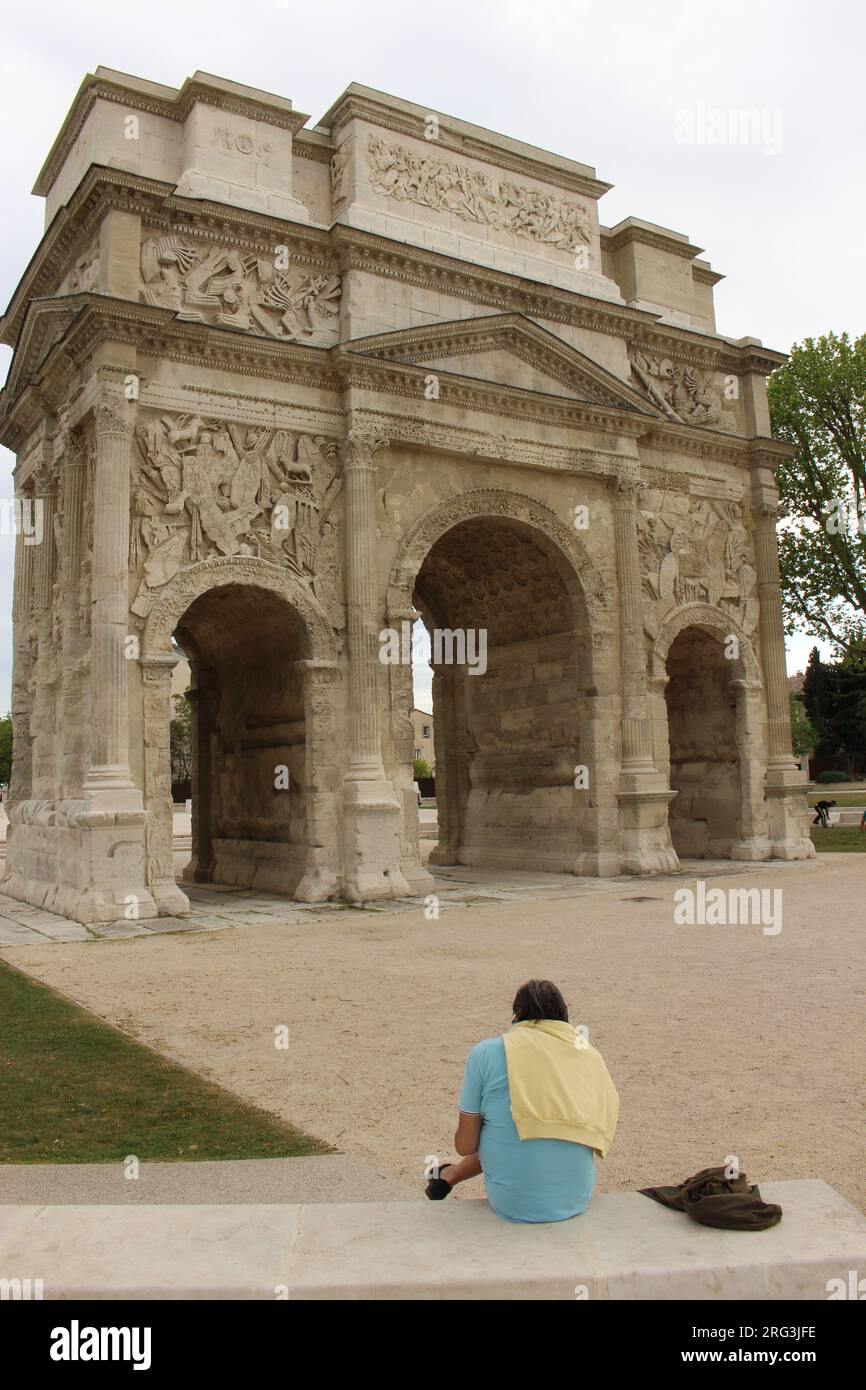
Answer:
top-left (512, 979), bottom-right (569, 1023)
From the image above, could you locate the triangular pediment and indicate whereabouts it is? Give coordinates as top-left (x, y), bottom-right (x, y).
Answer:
top-left (344, 313), bottom-right (657, 413)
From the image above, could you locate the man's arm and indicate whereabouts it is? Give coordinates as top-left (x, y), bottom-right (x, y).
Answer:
top-left (454, 1110), bottom-right (482, 1156)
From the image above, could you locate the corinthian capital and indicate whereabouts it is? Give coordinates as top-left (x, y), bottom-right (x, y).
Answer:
top-left (94, 400), bottom-right (135, 440)
top-left (342, 431), bottom-right (389, 470)
top-left (614, 473), bottom-right (645, 507)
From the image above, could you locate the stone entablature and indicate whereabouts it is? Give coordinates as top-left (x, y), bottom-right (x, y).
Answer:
top-left (0, 69), bottom-right (814, 924)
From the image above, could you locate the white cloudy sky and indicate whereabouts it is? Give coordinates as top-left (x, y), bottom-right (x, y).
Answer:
top-left (2, 0), bottom-right (864, 713)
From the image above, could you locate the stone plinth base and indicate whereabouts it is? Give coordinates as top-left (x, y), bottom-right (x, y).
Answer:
top-left (766, 768), bottom-right (816, 860)
top-left (617, 780), bottom-right (679, 874)
top-left (2, 797), bottom-right (157, 925)
top-left (342, 778), bottom-right (411, 900)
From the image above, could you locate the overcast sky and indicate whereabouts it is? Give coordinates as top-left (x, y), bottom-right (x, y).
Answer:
top-left (2, 0), bottom-right (863, 712)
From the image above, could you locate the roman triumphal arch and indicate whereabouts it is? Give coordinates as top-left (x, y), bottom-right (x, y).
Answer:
top-left (0, 69), bottom-right (813, 922)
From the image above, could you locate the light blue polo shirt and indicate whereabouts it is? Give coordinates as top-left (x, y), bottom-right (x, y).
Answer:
top-left (459, 1034), bottom-right (596, 1224)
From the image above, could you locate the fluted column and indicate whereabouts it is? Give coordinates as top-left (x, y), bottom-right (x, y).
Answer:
top-left (343, 431), bottom-right (388, 779)
top-left (612, 475), bottom-right (655, 773)
top-left (340, 428), bottom-right (409, 898)
top-left (10, 485), bottom-right (36, 804)
top-left (59, 434), bottom-right (90, 797)
top-left (753, 501), bottom-right (797, 770)
top-left (84, 402), bottom-right (136, 791)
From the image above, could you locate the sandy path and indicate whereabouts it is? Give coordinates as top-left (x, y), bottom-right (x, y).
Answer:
top-left (3, 856), bottom-right (864, 1210)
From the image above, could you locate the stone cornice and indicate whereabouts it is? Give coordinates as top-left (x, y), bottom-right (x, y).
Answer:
top-left (34, 70), bottom-right (310, 197)
top-left (321, 91), bottom-right (612, 202)
top-left (0, 296), bottom-right (344, 452)
top-left (602, 223), bottom-right (704, 261)
top-left (345, 406), bottom-right (630, 477)
top-left (293, 133), bottom-right (335, 163)
top-left (692, 265), bottom-right (725, 287)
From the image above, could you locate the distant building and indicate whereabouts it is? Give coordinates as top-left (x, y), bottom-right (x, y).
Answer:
top-left (411, 707), bottom-right (435, 774)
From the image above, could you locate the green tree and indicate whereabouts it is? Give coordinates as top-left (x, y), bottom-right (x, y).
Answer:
top-left (170, 694), bottom-right (193, 785)
top-left (788, 692), bottom-right (817, 759)
top-left (0, 713), bottom-right (12, 786)
top-left (803, 645), bottom-right (866, 773)
top-left (768, 332), bottom-right (866, 654)
top-left (412, 757), bottom-right (432, 780)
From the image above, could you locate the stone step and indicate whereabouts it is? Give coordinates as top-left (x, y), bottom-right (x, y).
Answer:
top-left (1, 1180), bottom-right (862, 1300)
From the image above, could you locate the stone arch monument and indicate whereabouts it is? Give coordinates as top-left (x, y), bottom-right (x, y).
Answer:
top-left (0, 69), bottom-right (813, 922)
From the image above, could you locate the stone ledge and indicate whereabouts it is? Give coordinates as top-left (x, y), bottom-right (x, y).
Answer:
top-left (1, 1180), bottom-right (863, 1301)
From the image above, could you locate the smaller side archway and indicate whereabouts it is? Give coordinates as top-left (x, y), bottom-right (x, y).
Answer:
top-left (140, 557), bottom-right (342, 910)
top-left (650, 605), bottom-right (769, 860)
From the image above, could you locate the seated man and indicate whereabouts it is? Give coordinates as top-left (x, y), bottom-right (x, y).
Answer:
top-left (426, 979), bottom-right (619, 1223)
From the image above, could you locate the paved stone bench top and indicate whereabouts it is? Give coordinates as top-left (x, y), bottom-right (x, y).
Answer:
top-left (2, 1180), bottom-right (864, 1300)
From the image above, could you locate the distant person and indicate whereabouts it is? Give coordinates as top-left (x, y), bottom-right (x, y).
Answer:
top-left (860, 807), bottom-right (866, 833)
top-left (425, 979), bottom-right (619, 1223)
top-left (812, 799), bottom-right (837, 828)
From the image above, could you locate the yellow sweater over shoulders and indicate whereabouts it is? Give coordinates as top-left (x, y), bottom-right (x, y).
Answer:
top-left (502, 1019), bottom-right (619, 1157)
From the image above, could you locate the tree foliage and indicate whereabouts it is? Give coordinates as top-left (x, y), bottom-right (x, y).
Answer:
top-left (170, 694), bottom-right (193, 785)
top-left (788, 692), bottom-right (817, 759)
top-left (768, 332), bottom-right (866, 653)
top-left (802, 646), bottom-right (866, 772)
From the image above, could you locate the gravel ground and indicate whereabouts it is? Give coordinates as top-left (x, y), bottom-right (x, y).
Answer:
top-left (3, 855), bottom-right (863, 1212)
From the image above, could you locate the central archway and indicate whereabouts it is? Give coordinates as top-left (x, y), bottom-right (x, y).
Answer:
top-left (386, 489), bottom-right (617, 877)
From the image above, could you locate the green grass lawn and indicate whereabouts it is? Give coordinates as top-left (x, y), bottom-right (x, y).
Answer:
top-left (0, 960), bottom-right (331, 1164)
top-left (810, 793), bottom-right (866, 807)
top-left (810, 826), bottom-right (866, 853)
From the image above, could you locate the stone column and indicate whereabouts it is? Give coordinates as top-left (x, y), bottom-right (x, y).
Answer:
top-left (428, 663), bottom-right (460, 867)
top-left (29, 470), bottom-right (58, 800)
top-left (612, 474), bottom-right (677, 873)
top-left (141, 654), bottom-right (190, 916)
top-left (613, 476), bottom-right (655, 774)
top-left (729, 676), bottom-right (770, 860)
top-left (751, 500), bottom-right (814, 859)
top-left (753, 503), bottom-right (797, 771)
top-left (341, 430), bottom-right (409, 899)
top-left (84, 402), bottom-right (137, 793)
top-left (72, 396), bottom-right (157, 923)
top-left (9, 486), bottom-right (36, 804)
top-left (184, 677), bottom-right (217, 886)
top-left (295, 657), bottom-right (342, 902)
top-left (59, 434), bottom-right (89, 797)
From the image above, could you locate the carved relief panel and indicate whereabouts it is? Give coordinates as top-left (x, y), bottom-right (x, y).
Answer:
top-left (629, 349), bottom-right (738, 433)
top-left (129, 412), bottom-right (345, 630)
top-left (139, 234), bottom-right (341, 344)
top-left (637, 490), bottom-right (759, 641)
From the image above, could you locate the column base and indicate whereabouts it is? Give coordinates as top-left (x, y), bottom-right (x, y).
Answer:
top-left (342, 777), bottom-right (411, 901)
top-left (765, 768), bottom-right (816, 860)
top-left (618, 774), bottom-right (680, 874)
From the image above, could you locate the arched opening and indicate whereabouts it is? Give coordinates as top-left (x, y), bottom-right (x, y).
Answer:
top-left (173, 582), bottom-right (313, 895)
top-left (412, 515), bottom-right (597, 873)
top-left (664, 626), bottom-right (742, 858)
